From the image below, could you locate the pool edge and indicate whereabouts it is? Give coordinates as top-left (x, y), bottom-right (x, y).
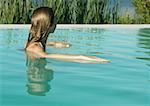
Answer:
top-left (0, 24), bottom-right (150, 29)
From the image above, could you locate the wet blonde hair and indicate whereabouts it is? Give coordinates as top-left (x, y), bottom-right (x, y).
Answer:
top-left (26, 7), bottom-right (56, 51)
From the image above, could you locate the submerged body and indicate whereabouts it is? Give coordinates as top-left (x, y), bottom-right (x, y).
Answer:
top-left (25, 7), bottom-right (109, 64)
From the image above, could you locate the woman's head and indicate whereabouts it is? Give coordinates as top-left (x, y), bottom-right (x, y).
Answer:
top-left (26, 7), bottom-right (56, 51)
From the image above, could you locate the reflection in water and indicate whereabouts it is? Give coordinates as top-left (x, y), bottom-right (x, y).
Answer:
top-left (137, 28), bottom-right (150, 64)
top-left (26, 53), bottom-right (53, 96)
top-left (49, 29), bottom-right (105, 42)
top-left (48, 29), bottom-right (105, 55)
top-left (0, 29), bottom-right (25, 46)
top-left (73, 28), bottom-right (105, 34)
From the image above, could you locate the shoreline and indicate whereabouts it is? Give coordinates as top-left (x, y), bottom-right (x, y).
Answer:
top-left (0, 24), bottom-right (150, 29)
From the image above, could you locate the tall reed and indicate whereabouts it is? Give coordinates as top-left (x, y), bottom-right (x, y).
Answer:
top-left (0, 0), bottom-right (120, 24)
top-left (0, 0), bottom-right (32, 23)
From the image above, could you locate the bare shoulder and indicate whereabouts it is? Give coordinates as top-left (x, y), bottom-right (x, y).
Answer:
top-left (26, 43), bottom-right (48, 58)
top-left (26, 42), bottom-right (43, 52)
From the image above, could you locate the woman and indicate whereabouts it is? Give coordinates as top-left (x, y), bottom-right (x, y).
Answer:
top-left (25, 7), bottom-right (109, 64)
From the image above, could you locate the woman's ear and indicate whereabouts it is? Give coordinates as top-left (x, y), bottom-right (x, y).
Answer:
top-left (49, 16), bottom-right (57, 33)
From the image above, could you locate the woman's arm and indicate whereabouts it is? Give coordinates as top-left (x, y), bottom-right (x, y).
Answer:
top-left (25, 41), bottom-right (70, 49)
top-left (45, 53), bottom-right (109, 63)
top-left (27, 44), bottom-right (110, 64)
top-left (46, 42), bottom-right (70, 48)
top-left (35, 50), bottom-right (109, 64)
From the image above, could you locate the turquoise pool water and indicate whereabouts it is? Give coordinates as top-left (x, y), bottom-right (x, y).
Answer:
top-left (0, 27), bottom-right (149, 106)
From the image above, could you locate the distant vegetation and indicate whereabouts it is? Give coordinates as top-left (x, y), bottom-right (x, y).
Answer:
top-left (0, 0), bottom-right (149, 24)
top-left (132, 0), bottom-right (150, 24)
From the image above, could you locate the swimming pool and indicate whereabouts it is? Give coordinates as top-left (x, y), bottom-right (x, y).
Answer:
top-left (0, 25), bottom-right (149, 106)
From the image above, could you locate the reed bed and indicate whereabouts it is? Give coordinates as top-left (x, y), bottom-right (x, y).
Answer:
top-left (0, 0), bottom-right (149, 24)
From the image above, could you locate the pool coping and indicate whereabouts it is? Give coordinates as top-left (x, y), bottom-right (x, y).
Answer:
top-left (0, 24), bottom-right (150, 29)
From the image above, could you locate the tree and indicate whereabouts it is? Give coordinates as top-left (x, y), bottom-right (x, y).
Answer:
top-left (118, 10), bottom-right (134, 24)
top-left (132, 0), bottom-right (150, 24)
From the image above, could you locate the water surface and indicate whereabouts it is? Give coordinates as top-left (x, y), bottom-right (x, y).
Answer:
top-left (0, 27), bottom-right (149, 106)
